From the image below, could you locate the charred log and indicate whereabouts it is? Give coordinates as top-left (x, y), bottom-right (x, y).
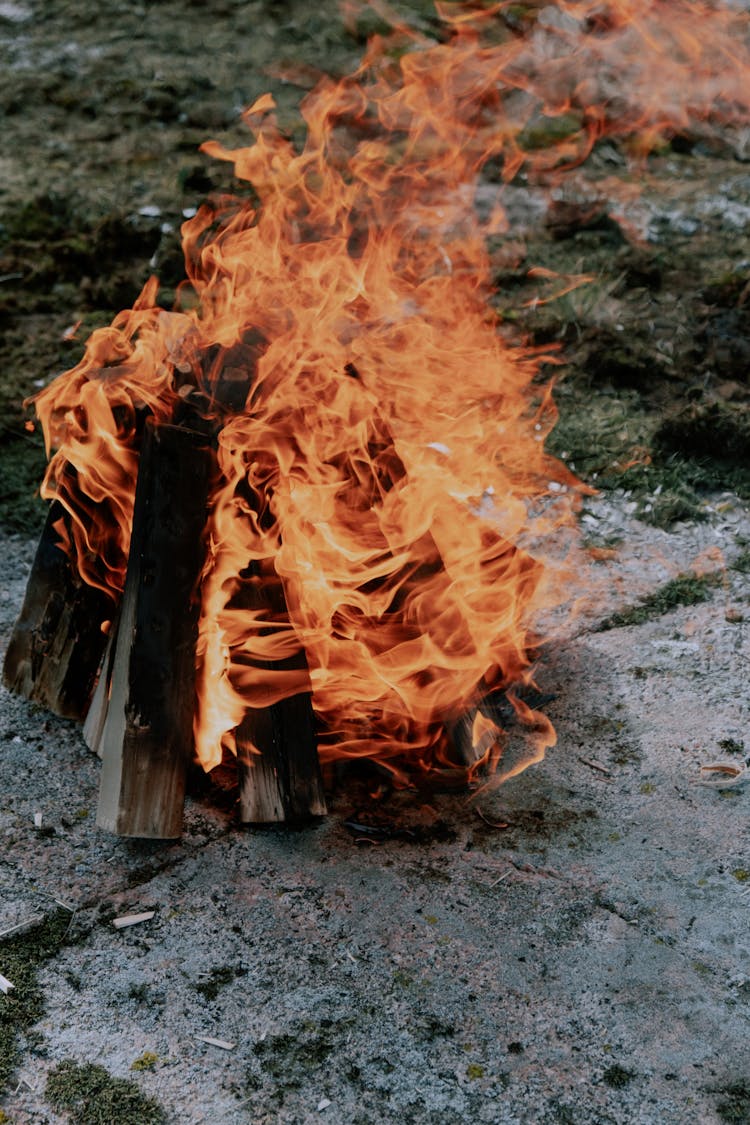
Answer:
top-left (2, 502), bottom-right (112, 720)
top-left (96, 419), bottom-right (212, 838)
top-left (232, 560), bottom-right (326, 824)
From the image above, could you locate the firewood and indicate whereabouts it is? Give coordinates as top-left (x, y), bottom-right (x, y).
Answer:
top-left (192, 338), bottom-right (326, 823)
top-left (236, 695), bottom-right (327, 823)
top-left (96, 419), bottom-right (211, 838)
top-left (2, 502), bottom-right (112, 719)
top-left (232, 561), bottom-right (326, 823)
top-left (82, 628), bottom-right (116, 757)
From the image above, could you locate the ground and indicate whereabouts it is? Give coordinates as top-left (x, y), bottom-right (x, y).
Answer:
top-left (1, 1), bottom-right (749, 1123)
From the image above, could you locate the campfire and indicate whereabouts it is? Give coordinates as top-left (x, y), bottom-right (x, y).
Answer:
top-left (4, 1), bottom-right (749, 837)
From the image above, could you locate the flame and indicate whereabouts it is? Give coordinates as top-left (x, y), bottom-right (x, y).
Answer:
top-left (30, 1), bottom-right (750, 782)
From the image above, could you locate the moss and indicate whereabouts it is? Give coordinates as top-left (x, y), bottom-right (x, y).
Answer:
top-left (609, 460), bottom-right (716, 528)
top-left (0, 192), bottom-right (83, 243)
top-left (732, 869), bottom-right (750, 884)
top-left (251, 1019), bottom-right (351, 1090)
top-left (731, 549), bottom-right (750, 575)
top-left (602, 1064), bottom-right (635, 1089)
top-left (716, 1080), bottom-right (750, 1124)
top-left (0, 909), bottom-right (72, 1092)
top-left (596, 571), bottom-right (722, 631)
top-left (466, 1063), bottom-right (485, 1079)
top-left (653, 404), bottom-right (750, 495)
top-left (130, 1051), bottom-right (160, 1071)
top-left (46, 1060), bottom-right (166, 1125)
top-left (0, 433), bottom-right (47, 534)
top-left (194, 964), bottom-right (243, 1001)
top-left (718, 738), bottom-right (745, 755)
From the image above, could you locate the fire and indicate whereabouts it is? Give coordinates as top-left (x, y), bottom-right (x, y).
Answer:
top-left (31, 1), bottom-right (750, 783)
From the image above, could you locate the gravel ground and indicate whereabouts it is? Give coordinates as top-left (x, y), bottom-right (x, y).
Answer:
top-left (1, 488), bottom-right (748, 1125)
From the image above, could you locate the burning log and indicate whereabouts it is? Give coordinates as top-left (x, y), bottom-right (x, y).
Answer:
top-left (187, 340), bottom-right (327, 824)
top-left (236, 698), bottom-right (326, 823)
top-left (96, 418), bottom-right (211, 838)
top-left (232, 559), bottom-right (326, 823)
top-left (2, 502), bottom-right (112, 720)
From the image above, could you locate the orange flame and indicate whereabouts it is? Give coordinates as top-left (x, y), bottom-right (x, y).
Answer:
top-left (31, 1), bottom-right (750, 782)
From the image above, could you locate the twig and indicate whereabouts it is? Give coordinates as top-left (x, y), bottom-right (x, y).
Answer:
top-left (475, 807), bottom-right (510, 830)
top-left (112, 911), bottom-right (156, 929)
top-left (0, 915), bottom-right (45, 940)
top-left (578, 755), bottom-right (612, 778)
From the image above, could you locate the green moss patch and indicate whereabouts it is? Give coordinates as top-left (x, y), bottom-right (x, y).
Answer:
top-left (602, 1064), bottom-right (635, 1089)
top-left (715, 1080), bottom-right (750, 1124)
top-left (596, 571), bottom-right (722, 631)
top-left (0, 910), bottom-right (71, 1092)
top-left (194, 964), bottom-right (245, 1002)
top-left (0, 433), bottom-right (47, 534)
top-left (653, 403), bottom-right (750, 495)
top-left (46, 1060), bottom-right (166, 1125)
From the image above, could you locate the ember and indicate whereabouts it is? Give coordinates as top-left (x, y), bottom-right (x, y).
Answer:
top-left (5, 0), bottom-right (750, 836)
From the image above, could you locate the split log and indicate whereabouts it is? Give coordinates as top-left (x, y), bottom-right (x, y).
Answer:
top-left (189, 340), bottom-right (325, 823)
top-left (237, 695), bottom-right (327, 823)
top-left (233, 560), bottom-right (326, 823)
top-left (96, 419), bottom-right (211, 838)
top-left (2, 503), bottom-right (112, 720)
top-left (82, 627), bottom-right (116, 757)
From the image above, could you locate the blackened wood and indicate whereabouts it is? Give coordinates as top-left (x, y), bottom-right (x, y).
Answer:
top-left (449, 705), bottom-right (501, 770)
top-left (96, 419), bottom-right (211, 838)
top-left (237, 693), bottom-right (327, 822)
top-left (449, 686), bottom-right (556, 769)
top-left (2, 503), bottom-right (112, 719)
top-left (199, 330), bottom-right (268, 414)
top-left (190, 337), bottom-right (323, 820)
top-left (233, 561), bottom-right (326, 824)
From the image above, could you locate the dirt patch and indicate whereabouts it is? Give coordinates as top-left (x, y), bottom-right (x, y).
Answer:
top-left (1, 4), bottom-right (749, 539)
